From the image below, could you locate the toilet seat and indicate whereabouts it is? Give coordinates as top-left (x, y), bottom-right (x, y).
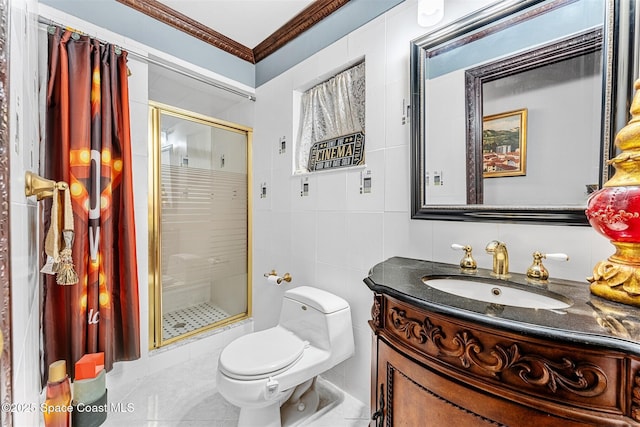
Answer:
top-left (219, 327), bottom-right (306, 380)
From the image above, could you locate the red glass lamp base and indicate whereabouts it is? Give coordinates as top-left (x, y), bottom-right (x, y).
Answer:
top-left (586, 187), bottom-right (640, 307)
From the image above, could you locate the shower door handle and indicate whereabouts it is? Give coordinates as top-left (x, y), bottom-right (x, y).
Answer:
top-left (371, 383), bottom-right (385, 426)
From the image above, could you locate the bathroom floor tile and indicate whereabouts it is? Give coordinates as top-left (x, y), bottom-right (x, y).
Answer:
top-left (102, 352), bottom-right (370, 427)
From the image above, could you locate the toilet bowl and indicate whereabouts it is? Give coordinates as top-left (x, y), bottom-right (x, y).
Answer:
top-left (216, 286), bottom-right (354, 427)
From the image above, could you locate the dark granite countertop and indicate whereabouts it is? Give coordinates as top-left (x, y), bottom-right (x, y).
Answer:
top-left (364, 257), bottom-right (640, 355)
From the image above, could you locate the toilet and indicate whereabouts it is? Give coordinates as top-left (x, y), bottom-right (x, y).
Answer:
top-left (216, 286), bottom-right (354, 427)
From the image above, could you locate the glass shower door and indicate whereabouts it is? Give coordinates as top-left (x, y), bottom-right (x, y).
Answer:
top-left (149, 103), bottom-right (251, 347)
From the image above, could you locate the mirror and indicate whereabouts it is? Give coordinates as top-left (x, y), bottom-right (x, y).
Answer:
top-left (410, 0), bottom-right (639, 224)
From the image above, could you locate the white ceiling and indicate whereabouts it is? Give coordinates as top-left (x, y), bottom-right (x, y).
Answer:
top-left (156, 0), bottom-right (316, 48)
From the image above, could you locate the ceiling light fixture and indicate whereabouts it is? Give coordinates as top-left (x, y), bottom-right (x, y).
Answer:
top-left (417, 0), bottom-right (445, 27)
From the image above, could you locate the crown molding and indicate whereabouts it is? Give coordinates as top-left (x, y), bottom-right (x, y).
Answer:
top-left (116, 0), bottom-right (350, 64)
top-left (116, 0), bottom-right (255, 62)
top-left (253, 0), bottom-right (350, 62)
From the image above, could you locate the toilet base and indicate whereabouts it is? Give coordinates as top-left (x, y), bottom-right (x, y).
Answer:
top-left (238, 404), bottom-right (282, 427)
top-left (280, 378), bottom-right (320, 427)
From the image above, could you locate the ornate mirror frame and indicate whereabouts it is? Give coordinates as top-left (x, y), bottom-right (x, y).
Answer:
top-left (410, 0), bottom-right (638, 225)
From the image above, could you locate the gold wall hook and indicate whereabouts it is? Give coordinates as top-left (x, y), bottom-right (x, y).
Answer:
top-left (25, 171), bottom-right (68, 200)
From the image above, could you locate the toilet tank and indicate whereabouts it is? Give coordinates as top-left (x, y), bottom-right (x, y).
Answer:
top-left (279, 287), bottom-right (354, 363)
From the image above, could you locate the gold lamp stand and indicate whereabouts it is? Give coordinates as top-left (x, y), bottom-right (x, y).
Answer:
top-left (586, 80), bottom-right (640, 307)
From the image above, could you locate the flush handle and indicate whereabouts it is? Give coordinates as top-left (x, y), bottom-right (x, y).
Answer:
top-left (265, 378), bottom-right (279, 399)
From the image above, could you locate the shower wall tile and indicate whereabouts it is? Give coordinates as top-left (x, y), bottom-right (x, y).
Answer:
top-left (290, 173), bottom-right (318, 212)
top-left (129, 66), bottom-right (150, 357)
top-left (291, 211), bottom-right (318, 262)
top-left (251, 136), bottom-right (273, 174)
top-left (253, 211), bottom-right (275, 256)
top-left (383, 212), bottom-right (433, 261)
top-left (384, 4), bottom-right (421, 87)
top-left (343, 317), bottom-right (372, 402)
top-left (271, 133), bottom-right (293, 177)
top-left (271, 170), bottom-right (293, 215)
top-left (269, 211), bottom-right (293, 255)
top-left (287, 256), bottom-right (317, 290)
top-left (346, 267), bottom-right (376, 335)
top-left (315, 262), bottom-right (349, 301)
top-left (252, 273), bottom-right (286, 331)
top-left (316, 172), bottom-right (347, 212)
top-left (218, 96), bottom-right (256, 127)
top-left (317, 265), bottom-right (372, 400)
top-left (383, 145), bottom-right (410, 212)
top-left (316, 212), bottom-right (348, 267)
top-left (320, 356), bottom-right (347, 392)
top-left (129, 104), bottom-right (150, 158)
top-left (346, 212), bottom-right (384, 273)
top-left (291, 56), bottom-right (322, 93)
top-left (345, 149), bottom-right (384, 212)
top-left (364, 82), bottom-right (386, 153)
top-left (128, 58), bottom-right (149, 104)
top-left (348, 15), bottom-right (386, 85)
top-left (312, 37), bottom-right (350, 83)
top-left (8, 204), bottom-right (35, 359)
top-left (385, 79), bottom-right (410, 149)
top-left (254, 72), bottom-right (292, 134)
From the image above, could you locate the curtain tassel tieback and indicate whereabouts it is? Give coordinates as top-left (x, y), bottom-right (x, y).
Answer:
top-left (56, 187), bottom-right (79, 285)
top-left (44, 185), bottom-right (79, 285)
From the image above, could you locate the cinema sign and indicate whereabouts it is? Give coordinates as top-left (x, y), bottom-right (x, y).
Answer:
top-left (307, 132), bottom-right (365, 172)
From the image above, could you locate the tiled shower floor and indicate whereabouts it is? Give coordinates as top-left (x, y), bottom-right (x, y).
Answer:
top-left (163, 302), bottom-right (230, 339)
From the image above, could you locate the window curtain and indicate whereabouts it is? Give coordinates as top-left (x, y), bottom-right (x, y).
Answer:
top-left (42, 26), bottom-right (140, 382)
top-left (296, 62), bottom-right (365, 172)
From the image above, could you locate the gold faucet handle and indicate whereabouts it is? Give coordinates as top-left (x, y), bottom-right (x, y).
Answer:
top-left (451, 244), bottom-right (477, 270)
top-left (526, 252), bottom-right (569, 281)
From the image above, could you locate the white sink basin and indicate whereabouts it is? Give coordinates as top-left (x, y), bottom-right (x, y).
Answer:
top-left (422, 278), bottom-right (572, 310)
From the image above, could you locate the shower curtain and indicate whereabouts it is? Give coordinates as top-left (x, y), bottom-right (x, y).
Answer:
top-left (42, 26), bottom-right (140, 381)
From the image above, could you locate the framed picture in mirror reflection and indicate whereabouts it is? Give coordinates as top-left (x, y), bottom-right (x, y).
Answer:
top-left (482, 109), bottom-right (527, 178)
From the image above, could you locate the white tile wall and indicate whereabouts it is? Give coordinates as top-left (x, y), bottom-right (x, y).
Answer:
top-left (251, 0), bottom-right (619, 409)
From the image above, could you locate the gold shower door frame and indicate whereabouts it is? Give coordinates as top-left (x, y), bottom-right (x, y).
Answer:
top-left (148, 102), bottom-right (253, 348)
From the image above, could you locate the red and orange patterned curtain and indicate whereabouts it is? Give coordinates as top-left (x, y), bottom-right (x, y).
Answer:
top-left (42, 26), bottom-right (140, 382)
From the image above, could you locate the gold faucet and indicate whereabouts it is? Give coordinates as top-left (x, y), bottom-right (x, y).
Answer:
top-left (451, 243), bottom-right (477, 271)
top-left (526, 252), bottom-right (569, 281)
top-left (485, 240), bottom-right (510, 278)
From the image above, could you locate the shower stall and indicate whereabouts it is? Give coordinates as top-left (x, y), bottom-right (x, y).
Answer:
top-left (148, 102), bottom-right (252, 347)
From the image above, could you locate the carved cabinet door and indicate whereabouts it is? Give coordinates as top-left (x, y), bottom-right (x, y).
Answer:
top-left (373, 338), bottom-right (590, 426)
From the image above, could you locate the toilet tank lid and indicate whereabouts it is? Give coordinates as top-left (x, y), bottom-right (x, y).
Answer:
top-left (284, 286), bottom-right (349, 313)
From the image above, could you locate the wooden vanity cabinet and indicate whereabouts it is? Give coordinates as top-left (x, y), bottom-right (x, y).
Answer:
top-left (369, 293), bottom-right (640, 426)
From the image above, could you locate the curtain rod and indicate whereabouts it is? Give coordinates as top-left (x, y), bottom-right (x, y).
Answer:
top-left (37, 17), bottom-right (256, 102)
